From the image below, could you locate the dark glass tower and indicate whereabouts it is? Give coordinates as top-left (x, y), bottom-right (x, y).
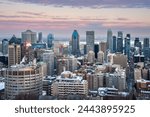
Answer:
top-left (124, 34), bottom-right (131, 60)
top-left (2, 39), bottom-right (8, 55)
top-left (143, 38), bottom-right (150, 59)
top-left (112, 36), bottom-right (117, 53)
top-left (117, 31), bottom-right (123, 53)
top-left (71, 30), bottom-right (80, 57)
top-left (47, 33), bottom-right (54, 48)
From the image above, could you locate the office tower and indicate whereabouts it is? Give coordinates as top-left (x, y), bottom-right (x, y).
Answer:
top-left (97, 51), bottom-right (104, 64)
top-left (22, 30), bottom-right (37, 44)
top-left (99, 41), bottom-right (107, 61)
top-left (8, 44), bottom-right (21, 66)
top-left (143, 38), bottom-right (150, 59)
top-left (4, 64), bottom-right (43, 99)
top-left (43, 50), bottom-right (54, 76)
top-left (124, 34), bottom-right (131, 60)
top-left (117, 31), bottom-right (123, 53)
top-left (47, 33), bottom-right (54, 48)
top-left (2, 39), bottom-right (8, 55)
top-left (86, 31), bottom-right (95, 53)
top-left (9, 35), bottom-right (21, 45)
top-left (107, 29), bottom-right (113, 52)
top-left (71, 30), bottom-right (80, 57)
top-left (51, 71), bottom-right (88, 98)
top-left (134, 37), bottom-right (140, 47)
top-left (143, 38), bottom-right (149, 48)
top-left (87, 51), bottom-right (95, 63)
top-left (112, 36), bottom-right (117, 53)
top-left (86, 73), bottom-right (104, 90)
top-left (94, 44), bottom-right (99, 58)
top-left (38, 32), bottom-right (42, 43)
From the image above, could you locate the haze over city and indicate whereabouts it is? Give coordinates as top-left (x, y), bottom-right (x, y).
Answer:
top-left (0, 0), bottom-right (150, 39)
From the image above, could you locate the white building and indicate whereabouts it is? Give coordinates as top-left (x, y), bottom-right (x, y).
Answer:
top-left (51, 71), bottom-right (88, 98)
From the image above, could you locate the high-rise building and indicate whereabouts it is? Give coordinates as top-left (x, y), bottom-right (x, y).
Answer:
top-left (68, 56), bottom-right (78, 72)
top-left (87, 51), bottom-right (95, 63)
top-left (51, 71), bottom-right (88, 98)
top-left (105, 69), bottom-right (126, 91)
top-left (4, 64), bottom-right (43, 99)
top-left (8, 44), bottom-right (21, 66)
top-left (124, 34), bottom-right (131, 60)
top-left (143, 38), bottom-right (150, 59)
top-left (9, 35), bottom-right (21, 45)
top-left (57, 59), bottom-right (69, 75)
top-left (86, 73), bottom-right (104, 90)
top-left (97, 51), bottom-right (104, 64)
top-left (47, 33), bottom-right (54, 48)
top-left (94, 44), bottom-right (99, 58)
top-left (71, 30), bottom-right (80, 56)
top-left (143, 38), bottom-right (149, 48)
top-left (86, 31), bottom-right (95, 53)
top-left (117, 31), bottom-right (123, 53)
top-left (2, 39), bottom-right (8, 55)
top-left (112, 36), bottom-right (117, 53)
top-left (134, 37), bottom-right (140, 47)
top-left (113, 53), bottom-right (127, 68)
top-left (107, 29), bottom-right (113, 52)
top-left (43, 50), bottom-right (54, 76)
top-left (22, 30), bottom-right (37, 44)
top-left (38, 32), bottom-right (42, 43)
top-left (99, 42), bottom-right (107, 61)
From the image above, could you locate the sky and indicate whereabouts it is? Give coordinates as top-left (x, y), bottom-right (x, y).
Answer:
top-left (0, 0), bottom-right (150, 39)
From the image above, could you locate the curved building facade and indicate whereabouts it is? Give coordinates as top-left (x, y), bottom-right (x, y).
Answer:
top-left (5, 65), bottom-right (43, 99)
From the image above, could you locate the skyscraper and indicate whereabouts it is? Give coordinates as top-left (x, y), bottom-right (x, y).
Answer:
top-left (47, 33), bottom-right (54, 48)
top-left (143, 38), bottom-right (150, 59)
top-left (22, 30), bottom-right (37, 44)
top-left (43, 50), bottom-right (54, 76)
top-left (124, 34), bottom-right (131, 60)
top-left (38, 32), bottom-right (42, 43)
top-left (86, 31), bottom-right (95, 53)
top-left (117, 31), bottom-right (123, 53)
top-left (71, 30), bottom-right (80, 56)
top-left (134, 37), bottom-right (140, 47)
top-left (8, 44), bottom-right (21, 66)
top-left (107, 29), bottom-right (113, 52)
top-left (2, 39), bottom-right (8, 55)
top-left (112, 36), bottom-right (117, 53)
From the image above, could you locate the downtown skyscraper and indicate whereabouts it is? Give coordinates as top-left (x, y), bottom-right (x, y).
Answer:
top-left (86, 31), bottom-right (95, 54)
top-left (47, 33), bottom-right (54, 48)
top-left (71, 30), bottom-right (80, 57)
top-left (107, 29), bottom-right (113, 53)
top-left (117, 31), bottom-right (123, 53)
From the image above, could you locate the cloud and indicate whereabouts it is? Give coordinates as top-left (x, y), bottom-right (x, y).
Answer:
top-left (0, 15), bottom-right (33, 18)
top-left (18, 11), bottom-right (47, 17)
top-left (10, 0), bottom-right (150, 8)
top-left (0, 18), bottom-right (149, 32)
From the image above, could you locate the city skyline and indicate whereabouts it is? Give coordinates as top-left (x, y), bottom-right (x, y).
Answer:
top-left (0, 0), bottom-right (150, 39)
